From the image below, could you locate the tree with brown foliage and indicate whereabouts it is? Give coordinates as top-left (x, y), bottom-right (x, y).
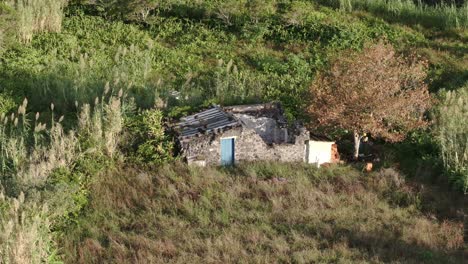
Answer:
top-left (307, 42), bottom-right (432, 160)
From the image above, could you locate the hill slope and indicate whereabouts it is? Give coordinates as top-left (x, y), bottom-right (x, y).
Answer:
top-left (60, 163), bottom-right (465, 263)
top-left (0, 1), bottom-right (466, 263)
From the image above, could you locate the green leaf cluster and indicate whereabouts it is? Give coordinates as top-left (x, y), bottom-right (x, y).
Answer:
top-left (125, 109), bottom-right (174, 166)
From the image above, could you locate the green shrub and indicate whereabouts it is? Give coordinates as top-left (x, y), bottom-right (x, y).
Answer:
top-left (0, 92), bottom-right (16, 114)
top-left (125, 109), bottom-right (174, 166)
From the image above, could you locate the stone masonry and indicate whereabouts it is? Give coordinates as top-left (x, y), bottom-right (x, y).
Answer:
top-left (175, 103), bottom-right (310, 166)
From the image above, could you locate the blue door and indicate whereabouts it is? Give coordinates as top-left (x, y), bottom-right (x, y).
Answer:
top-left (220, 138), bottom-right (235, 166)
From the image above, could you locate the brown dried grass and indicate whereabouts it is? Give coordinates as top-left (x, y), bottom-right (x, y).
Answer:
top-left (60, 162), bottom-right (466, 263)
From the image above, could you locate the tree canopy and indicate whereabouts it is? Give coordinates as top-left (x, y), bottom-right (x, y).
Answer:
top-left (307, 42), bottom-right (432, 158)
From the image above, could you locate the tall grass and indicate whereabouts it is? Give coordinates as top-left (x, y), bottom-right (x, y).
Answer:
top-left (6, 0), bottom-right (67, 42)
top-left (436, 84), bottom-right (468, 193)
top-left (0, 88), bottom-right (126, 263)
top-left (213, 59), bottom-right (264, 105)
top-left (0, 88), bottom-right (125, 192)
top-left (0, 192), bottom-right (54, 264)
top-left (0, 2), bottom-right (15, 52)
top-left (333, 0), bottom-right (468, 29)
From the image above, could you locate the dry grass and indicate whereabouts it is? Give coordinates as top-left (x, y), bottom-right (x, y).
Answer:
top-left (60, 162), bottom-right (466, 263)
top-left (0, 94), bottom-right (124, 192)
top-left (9, 0), bottom-right (67, 42)
top-left (0, 192), bottom-right (52, 264)
top-left (0, 93), bottom-right (125, 264)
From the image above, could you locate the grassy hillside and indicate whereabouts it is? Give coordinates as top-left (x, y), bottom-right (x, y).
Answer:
top-left (61, 163), bottom-right (465, 263)
top-left (0, 1), bottom-right (466, 263)
top-left (0, 1), bottom-right (466, 117)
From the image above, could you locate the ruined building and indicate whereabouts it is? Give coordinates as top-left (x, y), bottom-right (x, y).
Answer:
top-left (173, 102), bottom-right (338, 166)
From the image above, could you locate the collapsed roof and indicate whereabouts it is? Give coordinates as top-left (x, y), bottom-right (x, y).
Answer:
top-left (174, 106), bottom-right (241, 140)
top-left (174, 103), bottom-right (287, 141)
top-left (173, 102), bottom-right (331, 143)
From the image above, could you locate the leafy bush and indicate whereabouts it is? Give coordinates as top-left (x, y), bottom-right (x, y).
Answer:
top-left (0, 92), bottom-right (16, 114)
top-left (307, 42), bottom-right (432, 159)
top-left (124, 109), bottom-right (174, 166)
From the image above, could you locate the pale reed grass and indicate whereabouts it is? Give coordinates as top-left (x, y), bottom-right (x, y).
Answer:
top-left (0, 192), bottom-right (52, 264)
top-left (436, 84), bottom-right (468, 193)
top-left (0, 89), bottom-right (125, 190)
top-left (7, 0), bottom-right (67, 43)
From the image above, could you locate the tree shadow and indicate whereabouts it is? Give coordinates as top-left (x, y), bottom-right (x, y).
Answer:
top-left (428, 41), bottom-right (468, 58)
top-left (284, 222), bottom-right (466, 263)
top-left (345, 5), bottom-right (464, 31)
top-left (335, 227), bottom-right (466, 263)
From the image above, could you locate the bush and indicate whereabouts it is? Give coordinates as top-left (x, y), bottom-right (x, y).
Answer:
top-left (124, 109), bottom-right (174, 166)
top-left (0, 92), bottom-right (16, 114)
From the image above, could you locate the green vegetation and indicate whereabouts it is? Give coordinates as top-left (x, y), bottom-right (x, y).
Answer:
top-left (0, 0), bottom-right (466, 263)
top-left (124, 108), bottom-right (174, 165)
top-left (436, 84), bottom-right (468, 193)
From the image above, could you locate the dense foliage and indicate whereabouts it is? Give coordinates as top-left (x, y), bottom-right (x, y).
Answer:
top-left (0, 0), bottom-right (466, 263)
top-left (124, 109), bottom-right (174, 165)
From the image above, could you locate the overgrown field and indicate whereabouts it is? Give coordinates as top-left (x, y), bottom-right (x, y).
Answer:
top-left (0, 0), bottom-right (466, 263)
top-left (61, 163), bottom-right (465, 263)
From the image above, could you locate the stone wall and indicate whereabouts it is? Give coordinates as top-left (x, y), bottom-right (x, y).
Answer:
top-left (234, 114), bottom-right (288, 144)
top-left (182, 126), bottom-right (309, 166)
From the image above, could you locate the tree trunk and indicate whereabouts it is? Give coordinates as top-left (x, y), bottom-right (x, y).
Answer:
top-left (353, 131), bottom-right (361, 160)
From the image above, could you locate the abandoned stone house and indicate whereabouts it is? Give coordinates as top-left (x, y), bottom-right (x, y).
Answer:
top-left (173, 102), bottom-right (339, 166)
